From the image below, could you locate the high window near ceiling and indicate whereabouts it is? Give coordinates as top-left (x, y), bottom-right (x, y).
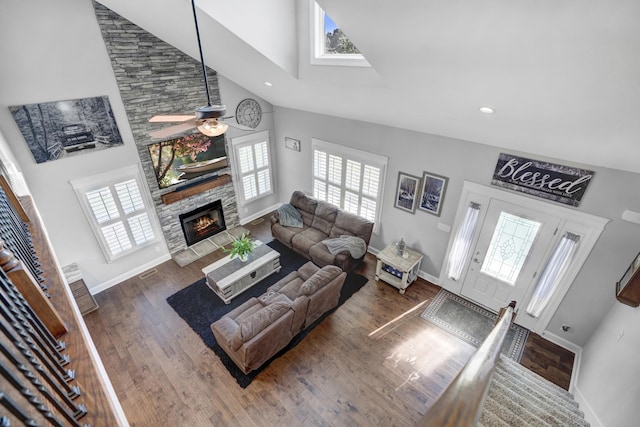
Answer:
top-left (311, 1), bottom-right (370, 67)
top-left (231, 130), bottom-right (274, 206)
top-left (312, 138), bottom-right (386, 233)
top-left (70, 165), bottom-right (160, 263)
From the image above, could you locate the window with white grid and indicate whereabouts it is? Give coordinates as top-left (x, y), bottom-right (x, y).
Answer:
top-left (312, 138), bottom-right (387, 233)
top-left (231, 130), bottom-right (274, 206)
top-left (70, 165), bottom-right (159, 263)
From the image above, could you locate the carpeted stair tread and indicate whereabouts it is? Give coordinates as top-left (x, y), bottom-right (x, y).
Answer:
top-left (489, 372), bottom-right (587, 427)
top-left (478, 405), bottom-right (512, 427)
top-left (497, 355), bottom-right (579, 408)
top-left (482, 393), bottom-right (551, 427)
top-left (492, 368), bottom-right (586, 425)
top-left (480, 356), bottom-right (590, 427)
top-left (494, 364), bottom-right (582, 415)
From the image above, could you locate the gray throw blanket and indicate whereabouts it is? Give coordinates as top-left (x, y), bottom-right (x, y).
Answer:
top-left (322, 235), bottom-right (367, 258)
top-left (277, 203), bottom-right (303, 228)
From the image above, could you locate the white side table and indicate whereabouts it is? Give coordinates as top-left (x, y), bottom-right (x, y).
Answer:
top-left (375, 244), bottom-right (424, 294)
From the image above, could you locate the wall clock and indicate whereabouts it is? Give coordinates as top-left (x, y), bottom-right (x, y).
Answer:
top-left (235, 98), bottom-right (262, 129)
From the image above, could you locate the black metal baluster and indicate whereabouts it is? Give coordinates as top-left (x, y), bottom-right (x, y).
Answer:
top-left (0, 316), bottom-right (80, 401)
top-left (0, 364), bottom-right (68, 427)
top-left (0, 391), bottom-right (40, 427)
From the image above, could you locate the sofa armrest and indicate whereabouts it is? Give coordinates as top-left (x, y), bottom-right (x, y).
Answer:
top-left (270, 210), bottom-right (280, 226)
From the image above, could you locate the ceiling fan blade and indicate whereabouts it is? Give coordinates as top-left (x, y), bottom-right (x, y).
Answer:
top-left (149, 120), bottom-right (197, 139)
top-left (149, 114), bottom-right (196, 123)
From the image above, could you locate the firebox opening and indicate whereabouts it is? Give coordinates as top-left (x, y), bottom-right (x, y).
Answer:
top-left (179, 200), bottom-right (227, 246)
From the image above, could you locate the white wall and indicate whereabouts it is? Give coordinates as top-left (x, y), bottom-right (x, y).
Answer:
top-left (272, 107), bottom-right (640, 348)
top-left (0, 0), bottom-right (169, 291)
top-left (576, 303), bottom-right (640, 427)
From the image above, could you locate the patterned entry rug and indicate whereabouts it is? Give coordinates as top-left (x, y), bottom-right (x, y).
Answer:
top-left (421, 289), bottom-right (529, 362)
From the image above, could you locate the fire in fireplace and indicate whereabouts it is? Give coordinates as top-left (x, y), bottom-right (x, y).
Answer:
top-left (179, 200), bottom-right (227, 246)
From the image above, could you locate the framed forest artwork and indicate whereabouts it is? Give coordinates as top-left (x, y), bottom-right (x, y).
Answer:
top-left (418, 171), bottom-right (448, 216)
top-left (10, 96), bottom-right (123, 164)
top-left (394, 172), bottom-right (421, 213)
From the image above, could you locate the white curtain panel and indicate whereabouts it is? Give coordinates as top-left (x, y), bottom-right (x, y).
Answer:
top-left (526, 232), bottom-right (580, 318)
top-left (447, 203), bottom-right (481, 281)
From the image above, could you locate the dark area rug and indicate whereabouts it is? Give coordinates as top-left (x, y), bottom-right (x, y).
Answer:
top-left (166, 240), bottom-right (368, 388)
top-left (420, 289), bottom-right (529, 361)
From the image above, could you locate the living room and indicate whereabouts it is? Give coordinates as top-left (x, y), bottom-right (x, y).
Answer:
top-left (1, 1), bottom-right (639, 426)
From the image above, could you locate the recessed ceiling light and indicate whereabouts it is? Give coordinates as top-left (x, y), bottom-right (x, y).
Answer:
top-left (264, 81), bottom-right (273, 87)
top-left (479, 106), bottom-right (495, 114)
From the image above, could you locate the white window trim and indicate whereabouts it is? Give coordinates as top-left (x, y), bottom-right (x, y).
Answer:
top-left (312, 138), bottom-right (387, 234)
top-left (310, 1), bottom-right (370, 67)
top-left (230, 130), bottom-right (274, 206)
top-left (70, 164), bottom-right (161, 263)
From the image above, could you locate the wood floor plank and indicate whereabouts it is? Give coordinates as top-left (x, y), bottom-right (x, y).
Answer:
top-left (83, 212), bottom-right (575, 426)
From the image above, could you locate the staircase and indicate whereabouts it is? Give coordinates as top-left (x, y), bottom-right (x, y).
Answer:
top-left (479, 355), bottom-right (589, 427)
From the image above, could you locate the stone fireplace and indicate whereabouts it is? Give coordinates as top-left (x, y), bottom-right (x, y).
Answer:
top-left (179, 200), bottom-right (227, 246)
top-left (94, 3), bottom-right (241, 260)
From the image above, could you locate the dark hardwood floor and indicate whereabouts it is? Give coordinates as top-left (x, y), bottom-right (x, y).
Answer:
top-left (83, 214), bottom-right (574, 426)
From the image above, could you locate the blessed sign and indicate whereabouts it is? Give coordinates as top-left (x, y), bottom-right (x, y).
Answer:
top-left (491, 153), bottom-right (594, 207)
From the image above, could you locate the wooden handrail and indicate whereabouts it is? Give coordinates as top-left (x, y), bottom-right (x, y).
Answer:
top-left (417, 301), bottom-right (517, 427)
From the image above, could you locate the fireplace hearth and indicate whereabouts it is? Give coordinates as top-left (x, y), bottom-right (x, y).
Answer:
top-left (179, 200), bottom-right (227, 246)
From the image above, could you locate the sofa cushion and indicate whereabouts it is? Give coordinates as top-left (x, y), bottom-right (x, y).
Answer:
top-left (308, 242), bottom-right (336, 267)
top-left (271, 222), bottom-right (299, 245)
top-left (330, 210), bottom-right (375, 243)
top-left (274, 276), bottom-right (304, 301)
top-left (299, 265), bottom-right (342, 296)
top-left (297, 261), bottom-right (320, 281)
top-left (290, 191), bottom-right (317, 227)
top-left (292, 227), bottom-right (328, 254)
top-left (231, 301), bottom-right (291, 350)
top-left (311, 201), bottom-right (339, 235)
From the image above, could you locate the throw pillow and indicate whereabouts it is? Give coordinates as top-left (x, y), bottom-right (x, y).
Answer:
top-left (278, 203), bottom-right (303, 228)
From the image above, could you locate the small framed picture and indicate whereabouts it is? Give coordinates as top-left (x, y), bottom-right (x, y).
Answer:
top-left (394, 172), bottom-right (421, 213)
top-left (285, 137), bottom-right (301, 151)
top-left (418, 171), bottom-right (448, 216)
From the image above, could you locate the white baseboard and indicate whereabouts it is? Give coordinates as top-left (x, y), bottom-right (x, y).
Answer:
top-left (239, 203), bottom-right (281, 225)
top-left (574, 386), bottom-right (604, 427)
top-left (89, 253), bottom-right (172, 295)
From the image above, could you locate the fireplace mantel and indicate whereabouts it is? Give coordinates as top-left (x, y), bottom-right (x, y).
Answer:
top-left (161, 174), bottom-right (232, 205)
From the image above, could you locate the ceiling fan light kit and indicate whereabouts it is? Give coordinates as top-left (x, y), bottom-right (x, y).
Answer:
top-left (197, 119), bottom-right (228, 137)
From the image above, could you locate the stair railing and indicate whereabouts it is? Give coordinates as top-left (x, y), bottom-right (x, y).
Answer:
top-left (417, 300), bottom-right (517, 427)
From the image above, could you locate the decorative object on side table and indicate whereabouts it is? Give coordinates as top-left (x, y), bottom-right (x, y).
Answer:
top-left (396, 238), bottom-right (405, 256)
top-left (418, 171), bottom-right (448, 216)
top-left (224, 232), bottom-right (256, 262)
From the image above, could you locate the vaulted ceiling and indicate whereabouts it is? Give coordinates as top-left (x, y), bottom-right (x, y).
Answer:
top-left (98, 0), bottom-right (640, 174)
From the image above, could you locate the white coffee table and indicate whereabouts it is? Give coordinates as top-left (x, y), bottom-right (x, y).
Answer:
top-left (202, 240), bottom-right (281, 304)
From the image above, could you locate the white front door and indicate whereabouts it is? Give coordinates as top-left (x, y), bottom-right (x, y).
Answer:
top-left (461, 199), bottom-right (560, 313)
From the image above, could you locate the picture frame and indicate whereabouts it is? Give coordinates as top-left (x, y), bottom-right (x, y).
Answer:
top-left (9, 96), bottom-right (123, 164)
top-left (418, 171), bottom-right (448, 216)
top-left (394, 172), bottom-right (421, 213)
top-left (285, 137), bottom-right (301, 152)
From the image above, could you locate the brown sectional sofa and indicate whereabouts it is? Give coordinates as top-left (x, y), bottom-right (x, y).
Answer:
top-left (271, 191), bottom-right (374, 271)
top-left (211, 261), bottom-right (346, 374)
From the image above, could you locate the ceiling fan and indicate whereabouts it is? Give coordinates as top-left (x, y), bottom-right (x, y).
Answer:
top-left (148, 0), bottom-right (244, 139)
